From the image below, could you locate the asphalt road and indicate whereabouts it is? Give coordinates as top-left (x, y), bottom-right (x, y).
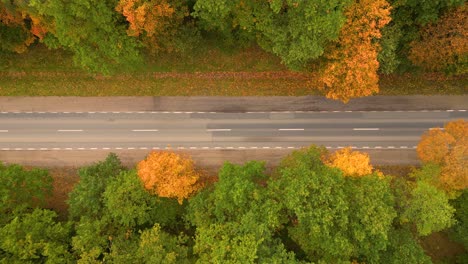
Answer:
top-left (1, 110), bottom-right (466, 151)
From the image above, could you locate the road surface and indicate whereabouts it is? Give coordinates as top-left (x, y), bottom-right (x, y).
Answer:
top-left (1, 110), bottom-right (466, 151)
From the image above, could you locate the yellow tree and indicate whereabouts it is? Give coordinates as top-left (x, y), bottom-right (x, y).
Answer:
top-left (137, 151), bottom-right (203, 204)
top-left (320, 0), bottom-right (391, 102)
top-left (409, 5), bottom-right (467, 75)
top-left (417, 119), bottom-right (468, 193)
top-left (324, 147), bottom-right (376, 177)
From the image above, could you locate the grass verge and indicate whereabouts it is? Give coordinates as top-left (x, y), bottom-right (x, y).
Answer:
top-left (0, 44), bottom-right (466, 96)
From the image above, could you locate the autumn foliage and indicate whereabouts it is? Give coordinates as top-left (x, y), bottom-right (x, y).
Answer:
top-left (137, 151), bottom-right (203, 203)
top-left (409, 5), bottom-right (468, 74)
top-left (320, 0), bottom-right (391, 102)
top-left (324, 147), bottom-right (376, 177)
top-left (0, 5), bottom-right (48, 53)
top-left (116, 0), bottom-right (187, 53)
top-left (417, 120), bottom-right (468, 191)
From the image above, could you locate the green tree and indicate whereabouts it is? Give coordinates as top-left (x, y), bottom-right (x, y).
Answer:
top-left (380, 228), bottom-right (432, 264)
top-left (132, 224), bottom-right (191, 264)
top-left (0, 208), bottom-right (72, 263)
top-left (193, 0), bottom-right (350, 69)
top-left (271, 146), bottom-right (396, 262)
top-left (67, 153), bottom-right (125, 220)
top-left (103, 170), bottom-right (181, 229)
top-left (0, 163), bottom-right (53, 225)
top-left (403, 181), bottom-right (455, 236)
top-left (345, 175), bottom-right (396, 262)
top-left (187, 161), bottom-right (296, 263)
top-left (450, 190), bottom-right (468, 248)
top-left (29, 0), bottom-right (142, 74)
top-left (70, 156), bottom-right (184, 262)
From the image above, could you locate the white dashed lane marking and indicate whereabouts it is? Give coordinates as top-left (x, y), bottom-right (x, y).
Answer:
top-left (0, 146), bottom-right (419, 151)
top-left (206, 129), bottom-right (231, 132)
top-left (57, 129), bottom-right (83, 132)
top-left (353, 128), bottom-right (380, 131)
top-left (132, 129), bottom-right (159, 132)
top-left (278, 128), bottom-right (304, 131)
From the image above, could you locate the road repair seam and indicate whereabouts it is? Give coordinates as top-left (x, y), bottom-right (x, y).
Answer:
top-left (0, 110), bottom-right (466, 114)
top-left (0, 146), bottom-right (418, 151)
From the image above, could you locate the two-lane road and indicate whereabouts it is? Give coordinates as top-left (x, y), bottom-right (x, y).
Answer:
top-left (0, 110), bottom-right (466, 151)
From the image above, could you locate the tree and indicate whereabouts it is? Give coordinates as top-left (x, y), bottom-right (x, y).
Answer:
top-left (272, 145), bottom-right (395, 262)
top-left (380, 227), bottom-right (432, 264)
top-left (378, 0), bottom-right (465, 74)
top-left (409, 5), bottom-right (467, 74)
top-left (345, 176), bottom-right (396, 262)
top-left (450, 190), bottom-right (468, 248)
top-left (440, 144), bottom-right (468, 192)
top-left (0, 1), bottom-right (50, 53)
top-left (187, 161), bottom-right (296, 263)
top-left (416, 119), bottom-right (468, 193)
top-left (0, 163), bottom-right (53, 225)
top-left (0, 208), bottom-right (72, 263)
top-left (103, 170), bottom-right (181, 228)
top-left (134, 224), bottom-right (190, 264)
top-left (403, 181), bottom-right (455, 236)
top-left (193, 0), bottom-right (350, 69)
top-left (67, 153), bottom-right (125, 220)
top-left (417, 128), bottom-right (455, 164)
top-left (29, 0), bottom-right (142, 74)
top-left (137, 151), bottom-right (203, 204)
top-left (319, 0), bottom-right (391, 102)
top-left (323, 147), bottom-right (376, 177)
top-left (115, 0), bottom-right (189, 54)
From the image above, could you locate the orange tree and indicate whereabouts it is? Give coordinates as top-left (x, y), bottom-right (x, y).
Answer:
top-left (115, 0), bottom-right (188, 54)
top-left (137, 151), bottom-right (203, 204)
top-left (417, 119), bottom-right (468, 193)
top-left (0, 2), bottom-right (49, 53)
top-left (320, 0), bottom-right (391, 102)
top-left (409, 5), bottom-right (467, 75)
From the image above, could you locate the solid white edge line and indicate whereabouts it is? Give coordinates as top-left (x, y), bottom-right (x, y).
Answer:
top-left (0, 109), bottom-right (465, 114)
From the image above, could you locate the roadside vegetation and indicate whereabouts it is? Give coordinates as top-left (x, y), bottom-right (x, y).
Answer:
top-left (1, 0), bottom-right (466, 100)
top-left (1, 120), bottom-right (466, 263)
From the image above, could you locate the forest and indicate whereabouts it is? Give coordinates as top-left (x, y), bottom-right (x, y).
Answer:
top-left (1, 0), bottom-right (467, 101)
top-left (0, 121), bottom-right (466, 263)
